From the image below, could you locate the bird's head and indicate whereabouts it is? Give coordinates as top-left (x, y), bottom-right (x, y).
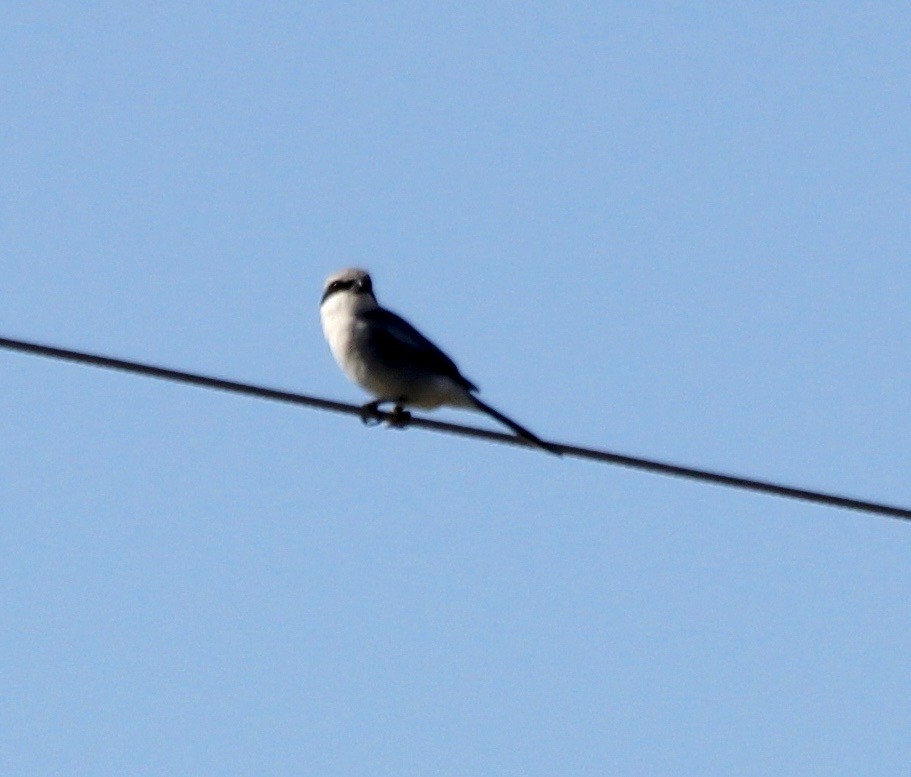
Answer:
top-left (320, 268), bottom-right (377, 309)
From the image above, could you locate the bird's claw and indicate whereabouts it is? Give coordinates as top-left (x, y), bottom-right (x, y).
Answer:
top-left (385, 405), bottom-right (412, 429)
top-left (359, 401), bottom-right (411, 429)
top-left (360, 401), bottom-right (383, 426)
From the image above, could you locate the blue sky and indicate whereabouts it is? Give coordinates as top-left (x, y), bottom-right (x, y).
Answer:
top-left (2, 3), bottom-right (909, 774)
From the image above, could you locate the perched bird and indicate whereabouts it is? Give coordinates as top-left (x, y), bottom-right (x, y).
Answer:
top-left (320, 268), bottom-right (557, 454)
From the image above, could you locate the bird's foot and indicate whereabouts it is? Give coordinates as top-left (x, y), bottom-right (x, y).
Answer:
top-left (385, 404), bottom-right (412, 429)
top-left (359, 400), bottom-right (384, 426)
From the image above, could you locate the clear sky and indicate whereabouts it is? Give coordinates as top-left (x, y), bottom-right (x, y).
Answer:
top-left (2, 3), bottom-right (909, 775)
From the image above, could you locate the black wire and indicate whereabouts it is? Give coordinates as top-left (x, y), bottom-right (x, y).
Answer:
top-left (2, 334), bottom-right (909, 521)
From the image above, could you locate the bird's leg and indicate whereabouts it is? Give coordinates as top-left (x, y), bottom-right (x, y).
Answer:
top-left (359, 400), bottom-right (384, 426)
top-left (386, 402), bottom-right (412, 429)
top-left (360, 400), bottom-right (411, 429)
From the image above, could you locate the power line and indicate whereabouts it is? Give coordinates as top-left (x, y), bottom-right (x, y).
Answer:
top-left (2, 334), bottom-right (909, 522)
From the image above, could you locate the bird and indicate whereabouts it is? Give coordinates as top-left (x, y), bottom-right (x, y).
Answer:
top-left (320, 268), bottom-right (558, 454)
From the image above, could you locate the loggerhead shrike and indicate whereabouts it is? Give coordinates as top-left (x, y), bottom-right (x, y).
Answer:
top-left (320, 268), bottom-right (558, 453)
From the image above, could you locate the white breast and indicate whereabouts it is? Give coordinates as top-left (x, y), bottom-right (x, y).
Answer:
top-left (320, 294), bottom-right (356, 370)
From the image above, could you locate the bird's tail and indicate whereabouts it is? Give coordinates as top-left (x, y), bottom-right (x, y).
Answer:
top-left (469, 395), bottom-right (561, 456)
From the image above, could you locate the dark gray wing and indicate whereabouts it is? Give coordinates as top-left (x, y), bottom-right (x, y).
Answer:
top-left (362, 307), bottom-right (477, 391)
